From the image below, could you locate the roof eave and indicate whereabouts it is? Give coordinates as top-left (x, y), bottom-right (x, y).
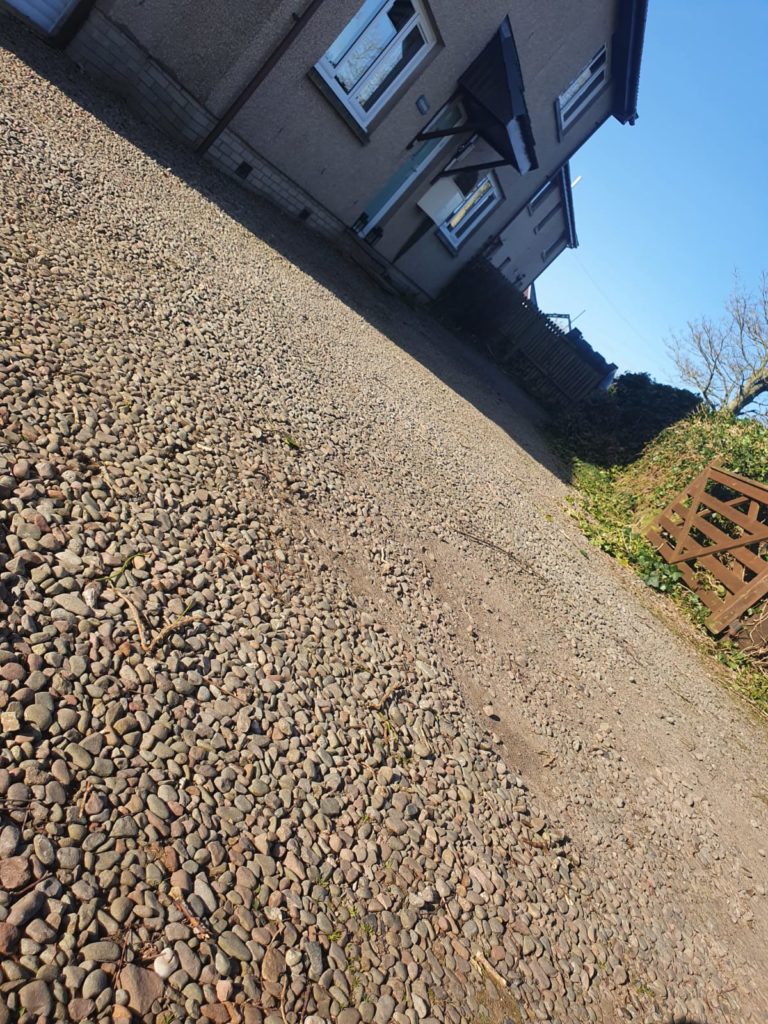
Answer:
top-left (560, 164), bottom-right (578, 249)
top-left (613, 0), bottom-right (649, 125)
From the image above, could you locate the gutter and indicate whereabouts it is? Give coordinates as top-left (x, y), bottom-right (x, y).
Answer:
top-left (196, 0), bottom-right (327, 155)
top-left (614, 0), bottom-right (649, 124)
top-left (560, 163), bottom-right (578, 248)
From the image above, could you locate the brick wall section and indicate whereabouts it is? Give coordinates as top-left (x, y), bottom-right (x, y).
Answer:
top-left (67, 9), bottom-right (344, 239)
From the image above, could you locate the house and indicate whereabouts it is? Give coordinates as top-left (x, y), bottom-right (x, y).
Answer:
top-left (3, 0), bottom-right (648, 300)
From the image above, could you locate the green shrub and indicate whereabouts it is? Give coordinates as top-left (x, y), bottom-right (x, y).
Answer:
top-left (616, 410), bottom-right (768, 529)
top-left (553, 372), bottom-right (701, 468)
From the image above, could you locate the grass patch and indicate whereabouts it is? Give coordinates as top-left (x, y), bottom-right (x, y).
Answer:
top-left (566, 411), bottom-right (768, 713)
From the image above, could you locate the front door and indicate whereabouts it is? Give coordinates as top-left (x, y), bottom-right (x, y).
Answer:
top-left (355, 101), bottom-right (464, 239)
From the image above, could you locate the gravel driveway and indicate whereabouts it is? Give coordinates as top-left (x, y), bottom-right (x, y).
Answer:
top-left (2, 17), bottom-right (767, 1024)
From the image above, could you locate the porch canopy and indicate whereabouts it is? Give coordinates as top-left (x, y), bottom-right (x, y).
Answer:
top-left (415, 17), bottom-right (538, 176)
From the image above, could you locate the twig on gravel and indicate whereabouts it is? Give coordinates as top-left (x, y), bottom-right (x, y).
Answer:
top-left (98, 552), bottom-right (142, 585)
top-left (113, 590), bottom-right (196, 655)
top-left (368, 678), bottom-right (405, 710)
top-left (77, 780), bottom-right (93, 818)
top-left (215, 539), bottom-right (245, 565)
top-left (450, 526), bottom-right (545, 580)
top-left (146, 600), bottom-right (196, 656)
top-left (114, 590), bottom-right (149, 651)
top-left (14, 873), bottom-right (51, 897)
top-left (117, 928), bottom-right (132, 982)
top-left (172, 896), bottom-right (211, 940)
top-left (279, 976), bottom-right (289, 1024)
top-left (473, 951), bottom-right (508, 988)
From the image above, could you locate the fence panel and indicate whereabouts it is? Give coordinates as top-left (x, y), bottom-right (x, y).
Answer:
top-left (645, 463), bottom-right (768, 634)
top-left (440, 258), bottom-right (614, 407)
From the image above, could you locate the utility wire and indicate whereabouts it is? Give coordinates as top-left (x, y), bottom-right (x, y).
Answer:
top-left (572, 251), bottom-right (654, 349)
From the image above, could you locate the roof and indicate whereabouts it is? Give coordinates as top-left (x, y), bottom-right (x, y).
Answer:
top-left (458, 17), bottom-right (538, 173)
top-left (613, 0), bottom-right (650, 124)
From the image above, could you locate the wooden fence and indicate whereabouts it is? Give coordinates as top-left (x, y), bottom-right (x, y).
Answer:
top-left (438, 258), bottom-right (615, 407)
top-left (645, 463), bottom-right (768, 634)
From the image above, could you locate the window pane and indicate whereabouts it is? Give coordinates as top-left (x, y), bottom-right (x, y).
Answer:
top-left (562, 69), bottom-right (605, 123)
top-left (358, 24), bottom-right (424, 111)
top-left (333, 1), bottom-right (417, 95)
top-left (560, 48), bottom-right (606, 107)
top-left (447, 178), bottom-right (494, 232)
top-left (325, 0), bottom-right (387, 67)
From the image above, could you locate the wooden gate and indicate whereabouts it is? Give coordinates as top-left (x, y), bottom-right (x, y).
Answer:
top-left (645, 463), bottom-right (768, 634)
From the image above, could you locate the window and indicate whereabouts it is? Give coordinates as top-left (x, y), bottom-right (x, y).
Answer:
top-left (527, 178), bottom-right (556, 213)
top-left (439, 173), bottom-right (502, 251)
top-left (533, 202), bottom-right (562, 234)
top-left (557, 47), bottom-right (608, 133)
top-left (315, 0), bottom-right (436, 129)
top-left (542, 233), bottom-right (567, 263)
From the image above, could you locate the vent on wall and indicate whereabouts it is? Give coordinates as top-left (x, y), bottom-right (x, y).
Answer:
top-left (235, 162), bottom-right (252, 179)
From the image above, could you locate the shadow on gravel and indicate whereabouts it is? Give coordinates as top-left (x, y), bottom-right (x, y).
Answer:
top-left (1, 15), bottom-right (571, 487)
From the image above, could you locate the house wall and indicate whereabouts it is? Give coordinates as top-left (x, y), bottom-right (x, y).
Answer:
top-left (67, 7), bottom-right (345, 237)
top-left (488, 184), bottom-right (573, 291)
top-left (92, 0), bottom-right (295, 110)
top-left (222, 0), bottom-right (617, 224)
top-left (64, 0), bottom-right (622, 294)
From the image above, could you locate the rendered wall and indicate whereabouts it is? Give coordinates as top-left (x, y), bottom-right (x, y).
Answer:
top-left (66, 0), bottom-right (622, 295)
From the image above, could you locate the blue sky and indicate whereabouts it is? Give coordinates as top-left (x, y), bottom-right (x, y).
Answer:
top-left (535, 0), bottom-right (768, 386)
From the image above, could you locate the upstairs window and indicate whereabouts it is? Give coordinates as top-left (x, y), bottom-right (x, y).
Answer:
top-left (542, 232), bottom-right (568, 263)
top-left (527, 177), bottom-right (556, 213)
top-left (315, 0), bottom-right (436, 129)
top-left (439, 173), bottom-right (502, 251)
top-left (557, 47), bottom-right (608, 133)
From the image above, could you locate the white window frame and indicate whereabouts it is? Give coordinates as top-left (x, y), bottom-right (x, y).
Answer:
top-left (557, 47), bottom-right (608, 133)
top-left (439, 173), bottom-right (502, 251)
top-left (315, 0), bottom-right (436, 130)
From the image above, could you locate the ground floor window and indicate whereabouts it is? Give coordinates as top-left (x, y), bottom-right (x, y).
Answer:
top-left (439, 173), bottom-right (502, 250)
top-left (315, 0), bottom-right (436, 129)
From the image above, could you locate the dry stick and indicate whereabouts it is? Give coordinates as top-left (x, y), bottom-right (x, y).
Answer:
top-left (173, 898), bottom-right (210, 940)
top-left (116, 927), bottom-right (132, 984)
top-left (369, 678), bottom-right (405, 711)
top-left (15, 872), bottom-right (51, 897)
top-left (114, 590), bottom-right (195, 655)
top-left (146, 611), bottom-right (195, 656)
top-left (279, 976), bottom-right (289, 1024)
top-left (114, 590), bottom-right (148, 651)
top-left (77, 780), bottom-right (93, 817)
top-left (473, 950), bottom-right (508, 989)
top-left (450, 526), bottom-right (545, 580)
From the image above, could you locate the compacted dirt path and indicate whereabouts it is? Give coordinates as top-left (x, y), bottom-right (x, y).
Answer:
top-left (1, 19), bottom-right (767, 1024)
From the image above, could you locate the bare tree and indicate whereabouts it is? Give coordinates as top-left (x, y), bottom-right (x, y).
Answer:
top-left (668, 272), bottom-right (768, 417)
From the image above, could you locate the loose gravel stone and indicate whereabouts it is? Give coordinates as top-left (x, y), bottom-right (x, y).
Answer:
top-left (0, 856), bottom-right (31, 889)
top-left (120, 965), bottom-right (164, 1016)
top-left (80, 941), bottom-right (121, 963)
top-left (219, 931), bottom-right (252, 962)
